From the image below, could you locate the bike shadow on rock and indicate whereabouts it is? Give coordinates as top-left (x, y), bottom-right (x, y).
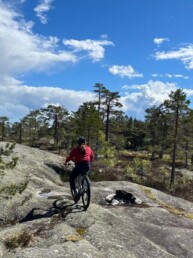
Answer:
top-left (19, 207), bottom-right (58, 223)
top-left (53, 199), bottom-right (87, 217)
top-left (19, 200), bottom-right (86, 223)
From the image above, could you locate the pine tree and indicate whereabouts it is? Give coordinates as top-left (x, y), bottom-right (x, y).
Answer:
top-left (162, 89), bottom-right (190, 186)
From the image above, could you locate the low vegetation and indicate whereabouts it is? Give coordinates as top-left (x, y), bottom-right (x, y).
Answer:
top-left (91, 150), bottom-right (193, 202)
top-left (0, 181), bottom-right (28, 198)
top-left (4, 231), bottom-right (33, 250)
top-left (1, 87), bottom-right (193, 204)
top-left (0, 143), bottom-right (18, 177)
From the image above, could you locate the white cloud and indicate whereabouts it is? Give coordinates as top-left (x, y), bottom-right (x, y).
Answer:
top-left (0, 3), bottom-right (116, 122)
top-left (165, 73), bottom-right (189, 79)
top-left (153, 37), bottom-right (169, 46)
top-left (0, 2), bottom-right (113, 76)
top-left (120, 80), bottom-right (185, 119)
top-left (155, 44), bottom-right (193, 69)
top-left (151, 74), bottom-right (160, 78)
top-left (63, 39), bottom-right (114, 62)
top-left (184, 88), bottom-right (193, 97)
top-left (34, 0), bottom-right (54, 24)
top-left (151, 73), bottom-right (189, 79)
top-left (0, 3), bottom-right (77, 75)
top-left (109, 65), bottom-right (143, 79)
top-left (0, 75), bottom-right (95, 122)
top-left (174, 74), bottom-right (189, 79)
top-left (100, 34), bottom-right (108, 39)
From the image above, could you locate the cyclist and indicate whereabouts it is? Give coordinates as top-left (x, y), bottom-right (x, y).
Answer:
top-left (64, 136), bottom-right (94, 199)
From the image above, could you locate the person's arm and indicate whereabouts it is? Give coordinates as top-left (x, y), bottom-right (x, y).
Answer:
top-left (90, 148), bottom-right (94, 162)
top-left (65, 148), bottom-right (76, 163)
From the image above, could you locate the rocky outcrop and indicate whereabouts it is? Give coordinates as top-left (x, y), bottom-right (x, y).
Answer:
top-left (0, 143), bottom-right (193, 258)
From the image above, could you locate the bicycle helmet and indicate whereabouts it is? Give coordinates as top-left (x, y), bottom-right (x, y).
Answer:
top-left (77, 136), bottom-right (86, 145)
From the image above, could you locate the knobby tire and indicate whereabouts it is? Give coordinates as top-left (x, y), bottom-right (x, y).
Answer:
top-left (81, 176), bottom-right (91, 210)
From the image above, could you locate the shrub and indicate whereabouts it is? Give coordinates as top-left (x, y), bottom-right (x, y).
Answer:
top-left (125, 166), bottom-right (140, 182)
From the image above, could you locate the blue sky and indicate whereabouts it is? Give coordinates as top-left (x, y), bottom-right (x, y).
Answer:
top-left (1, 0), bottom-right (193, 122)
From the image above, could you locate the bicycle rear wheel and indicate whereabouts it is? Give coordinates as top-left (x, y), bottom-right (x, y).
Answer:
top-left (81, 176), bottom-right (91, 210)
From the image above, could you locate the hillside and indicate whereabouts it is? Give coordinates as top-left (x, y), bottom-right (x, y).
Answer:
top-left (0, 143), bottom-right (193, 258)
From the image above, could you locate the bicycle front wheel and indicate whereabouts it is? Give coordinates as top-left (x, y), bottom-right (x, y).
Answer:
top-left (81, 176), bottom-right (91, 210)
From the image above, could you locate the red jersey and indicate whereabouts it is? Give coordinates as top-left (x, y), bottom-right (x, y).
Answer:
top-left (65, 145), bottom-right (94, 164)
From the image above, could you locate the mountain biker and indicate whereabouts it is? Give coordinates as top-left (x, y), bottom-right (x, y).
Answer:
top-left (64, 136), bottom-right (94, 197)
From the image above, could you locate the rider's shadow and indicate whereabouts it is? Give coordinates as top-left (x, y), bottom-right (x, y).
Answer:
top-left (19, 200), bottom-right (86, 223)
top-left (19, 207), bottom-right (58, 223)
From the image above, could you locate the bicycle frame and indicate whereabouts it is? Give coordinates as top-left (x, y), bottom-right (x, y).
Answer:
top-left (73, 171), bottom-right (91, 210)
top-left (77, 172), bottom-right (90, 191)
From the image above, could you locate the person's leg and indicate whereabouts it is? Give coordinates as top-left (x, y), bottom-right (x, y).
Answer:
top-left (79, 162), bottom-right (90, 174)
top-left (69, 162), bottom-right (90, 191)
top-left (69, 167), bottom-right (79, 192)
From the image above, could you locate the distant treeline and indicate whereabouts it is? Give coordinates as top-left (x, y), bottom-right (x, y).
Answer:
top-left (1, 86), bottom-right (193, 184)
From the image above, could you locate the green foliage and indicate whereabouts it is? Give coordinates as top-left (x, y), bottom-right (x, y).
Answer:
top-left (125, 158), bottom-right (151, 183)
top-left (0, 143), bottom-right (18, 176)
top-left (40, 105), bottom-right (69, 149)
top-left (72, 102), bottom-right (102, 147)
top-left (126, 166), bottom-right (140, 182)
top-left (101, 157), bottom-right (117, 168)
top-left (96, 131), bottom-right (118, 168)
top-left (0, 142), bottom-right (15, 155)
top-left (0, 181), bottom-right (28, 198)
top-left (97, 131), bottom-right (114, 155)
top-left (0, 116), bottom-right (9, 141)
top-left (134, 158), bottom-right (151, 174)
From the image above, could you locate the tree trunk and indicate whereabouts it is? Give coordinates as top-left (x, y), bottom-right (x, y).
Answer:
top-left (170, 108), bottom-right (179, 186)
top-left (18, 123), bottom-right (22, 144)
top-left (1, 122), bottom-right (5, 141)
top-left (105, 104), bottom-right (110, 142)
top-left (191, 154), bottom-right (193, 166)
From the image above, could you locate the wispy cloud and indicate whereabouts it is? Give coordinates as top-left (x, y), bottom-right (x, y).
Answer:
top-left (153, 37), bottom-right (169, 46)
top-left (0, 3), bottom-right (77, 76)
top-left (100, 34), bottom-right (108, 39)
top-left (109, 65), bottom-right (143, 79)
top-left (34, 0), bottom-right (54, 24)
top-left (63, 39), bottom-right (114, 62)
top-left (155, 44), bottom-right (193, 69)
top-left (151, 73), bottom-right (189, 79)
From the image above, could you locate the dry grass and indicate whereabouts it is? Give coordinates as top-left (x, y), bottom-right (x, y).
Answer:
top-left (160, 203), bottom-right (193, 220)
top-left (141, 186), bottom-right (193, 220)
top-left (76, 228), bottom-right (87, 236)
top-left (140, 186), bottom-right (157, 201)
top-left (4, 231), bottom-right (33, 250)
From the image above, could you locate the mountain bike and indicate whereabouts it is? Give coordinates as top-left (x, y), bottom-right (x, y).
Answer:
top-left (71, 170), bottom-right (91, 211)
